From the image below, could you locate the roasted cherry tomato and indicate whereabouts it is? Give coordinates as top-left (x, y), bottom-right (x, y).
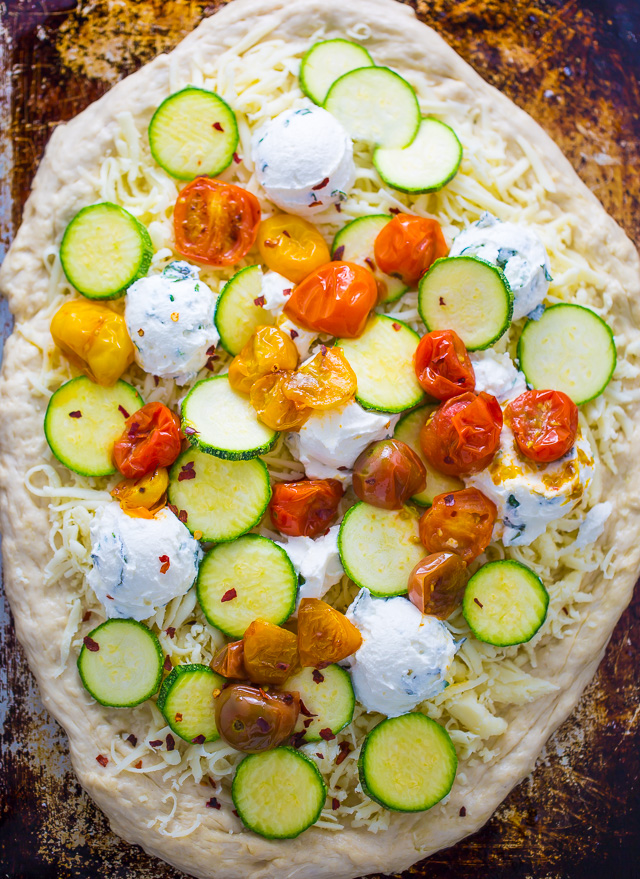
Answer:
top-left (297, 598), bottom-right (362, 669)
top-left (283, 262), bottom-right (377, 339)
top-left (173, 178), bottom-right (261, 267)
top-left (269, 479), bottom-right (344, 538)
top-left (414, 330), bottom-right (475, 400)
top-left (420, 391), bottom-right (503, 476)
top-left (352, 439), bottom-right (426, 510)
top-left (283, 347), bottom-right (356, 410)
top-left (228, 325), bottom-right (299, 395)
top-left (214, 684), bottom-right (300, 752)
top-left (110, 466), bottom-right (169, 519)
top-left (113, 402), bottom-right (182, 479)
top-left (257, 214), bottom-right (331, 283)
top-left (242, 620), bottom-right (299, 686)
top-left (407, 552), bottom-right (468, 619)
top-left (210, 641), bottom-right (247, 679)
top-left (373, 214), bottom-right (448, 286)
top-left (50, 299), bottom-right (135, 387)
top-left (250, 371), bottom-right (311, 431)
top-left (419, 488), bottom-right (497, 563)
top-left (505, 389), bottom-right (578, 463)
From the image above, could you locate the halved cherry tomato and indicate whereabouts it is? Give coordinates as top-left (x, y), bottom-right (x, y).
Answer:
top-left (297, 598), bottom-right (362, 668)
top-left (283, 262), bottom-right (377, 339)
top-left (283, 347), bottom-right (356, 410)
top-left (210, 640), bottom-right (247, 679)
top-left (352, 439), bottom-right (426, 510)
top-left (373, 214), bottom-right (448, 286)
top-left (228, 325), bottom-right (299, 395)
top-left (242, 620), bottom-right (299, 686)
top-left (110, 466), bottom-right (169, 519)
top-left (414, 330), bottom-right (475, 400)
top-left (407, 552), bottom-right (468, 619)
top-left (250, 371), bottom-right (311, 431)
top-left (420, 391), bottom-right (503, 476)
top-left (418, 488), bottom-right (497, 563)
top-left (505, 389), bottom-right (578, 463)
top-left (269, 479), bottom-right (344, 538)
top-left (113, 402), bottom-right (182, 479)
top-left (257, 214), bottom-right (331, 283)
top-left (173, 178), bottom-right (261, 267)
top-left (214, 684), bottom-right (300, 752)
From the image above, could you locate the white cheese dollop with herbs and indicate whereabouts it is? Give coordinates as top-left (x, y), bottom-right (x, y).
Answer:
top-left (470, 349), bottom-right (527, 403)
top-left (88, 504), bottom-right (202, 622)
top-left (125, 261), bottom-right (219, 384)
top-left (344, 589), bottom-right (457, 717)
top-left (252, 105), bottom-right (355, 217)
top-left (276, 525), bottom-right (343, 612)
top-left (450, 213), bottom-right (551, 320)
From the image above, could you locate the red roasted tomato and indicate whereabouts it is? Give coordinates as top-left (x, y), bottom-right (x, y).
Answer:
top-left (414, 330), bottom-right (475, 400)
top-left (173, 178), bottom-right (261, 267)
top-left (420, 391), bottom-right (503, 476)
top-left (352, 439), bottom-right (426, 509)
top-left (113, 402), bottom-right (182, 479)
top-left (373, 214), bottom-right (448, 286)
top-left (269, 479), bottom-right (344, 538)
top-left (419, 488), bottom-right (497, 563)
top-left (505, 389), bottom-right (579, 463)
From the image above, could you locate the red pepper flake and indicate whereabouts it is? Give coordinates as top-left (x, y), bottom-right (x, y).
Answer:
top-left (126, 734), bottom-right (138, 747)
top-left (159, 555), bottom-right (171, 574)
top-left (392, 322), bottom-right (401, 331)
top-left (312, 669), bottom-right (324, 684)
top-left (163, 655), bottom-right (172, 672)
top-left (299, 699), bottom-right (316, 718)
top-left (175, 712), bottom-right (183, 723)
top-left (204, 358), bottom-right (215, 371)
top-left (96, 754), bottom-right (108, 767)
top-left (168, 503), bottom-right (179, 517)
top-left (206, 345), bottom-right (216, 356)
top-left (166, 734), bottom-right (175, 752)
top-left (106, 594), bottom-right (114, 600)
top-left (153, 375), bottom-right (160, 386)
top-left (335, 202), bottom-right (342, 213)
top-left (315, 752), bottom-right (324, 759)
top-left (221, 588), bottom-right (237, 603)
top-left (290, 730), bottom-right (307, 749)
top-left (319, 728), bottom-right (335, 741)
top-left (312, 176), bottom-right (330, 191)
top-left (82, 611), bottom-right (92, 623)
top-left (232, 809), bottom-right (239, 817)
top-left (474, 597), bottom-right (484, 609)
top-left (333, 245), bottom-right (345, 261)
top-left (178, 462), bottom-right (196, 482)
top-left (439, 296), bottom-right (446, 306)
top-left (263, 238), bottom-right (278, 248)
top-left (389, 206), bottom-right (401, 215)
top-left (134, 760), bottom-right (143, 769)
top-left (562, 606), bottom-right (569, 615)
top-left (178, 509), bottom-right (188, 524)
top-left (282, 229), bottom-right (291, 239)
top-left (166, 626), bottom-right (176, 638)
top-left (256, 717), bottom-right (270, 733)
top-left (364, 257), bottom-right (376, 271)
top-left (69, 410), bottom-right (82, 418)
top-left (459, 806), bottom-right (467, 817)
top-left (212, 122), bottom-right (224, 132)
top-left (303, 718), bottom-right (313, 729)
top-left (149, 739), bottom-right (163, 748)
top-left (283, 288), bottom-right (292, 296)
top-left (331, 797), bottom-right (340, 811)
top-left (290, 329), bottom-right (299, 340)
top-left (83, 636), bottom-right (100, 652)
top-left (335, 741), bottom-right (352, 765)
top-left (308, 200), bottom-right (323, 208)
top-left (192, 734), bottom-right (206, 744)
top-left (233, 152), bottom-right (241, 164)
top-left (184, 426), bottom-right (199, 436)
top-left (118, 405), bottom-right (130, 418)
top-left (206, 796), bottom-right (221, 809)
top-left (444, 494), bottom-right (455, 506)
top-left (128, 421), bottom-right (140, 439)
top-left (253, 295), bottom-right (266, 307)
top-left (320, 344), bottom-right (328, 356)
top-left (275, 661), bottom-right (289, 671)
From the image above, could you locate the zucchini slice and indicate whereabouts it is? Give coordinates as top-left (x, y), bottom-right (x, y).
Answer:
top-left (324, 67), bottom-right (420, 149)
top-left (517, 303), bottom-right (616, 404)
top-left (197, 535), bottom-right (297, 638)
top-left (359, 713), bottom-right (457, 812)
top-left (148, 87), bottom-right (239, 180)
top-left (157, 664), bottom-right (225, 743)
top-left (60, 203), bottom-right (152, 300)
top-left (394, 406), bottom-right (463, 506)
top-left (332, 215), bottom-right (407, 304)
top-left (286, 664), bottom-right (355, 743)
top-left (336, 315), bottom-right (424, 412)
top-left (373, 117), bottom-right (462, 193)
top-left (462, 560), bottom-right (549, 647)
top-left (44, 377), bottom-right (143, 477)
top-left (181, 375), bottom-right (277, 461)
top-left (214, 265), bottom-right (273, 356)
top-left (338, 502), bottom-right (424, 598)
top-left (418, 256), bottom-right (513, 350)
top-left (232, 747), bottom-right (327, 839)
top-left (77, 619), bottom-right (163, 708)
top-left (300, 39), bottom-right (374, 106)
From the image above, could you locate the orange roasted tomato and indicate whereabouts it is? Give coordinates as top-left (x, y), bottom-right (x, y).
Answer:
top-left (373, 214), bottom-right (448, 286)
top-left (228, 325), bottom-right (299, 395)
top-left (113, 402), bottom-right (182, 479)
top-left (419, 487), bottom-right (497, 563)
top-left (407, 551), bottom-right (468, 619)
top-left (210, 641), bottom-right (247, 679)
top-left (257, 214), bottom-right (331, 283)
top-left (110, 467), bottom-right (169, 519)
top-left (283, 262), bottom-right (378, 339)
top-left (242, 620), bottom-right (299, 686)
top-left (214, 684), bottom-right (300, 752)
top-left (174, 178), bottom-right (261, 267)
top-left (352, 439), bottom-right (426, 510)
top-left (297, 598), bottom-right (363, 669)
top-left (250, 371), bottom-right (311, 431)
top-left (283, 347), bottom-right (356, 410)
top-left (420, 391), bottom-right (503, 476)
top-left (505, 389), bottom-right (578, 463)
top-left (50, 299), bottom-right (135, 387)
top-left (414, 330), bottom-right (475, 400)
top-left (269, 479), bottom-right (344, 538)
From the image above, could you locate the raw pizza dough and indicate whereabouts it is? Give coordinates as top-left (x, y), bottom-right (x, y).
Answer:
top-left (1, 1), bottom-right (639, 877)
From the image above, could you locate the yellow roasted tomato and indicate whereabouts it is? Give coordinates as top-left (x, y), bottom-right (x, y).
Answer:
top-left (110, 467), bottom-right (169, 519)
top-left (228, 325), bottom-right (299, 395)
top-left (257, 214), bottom-right (330, 284)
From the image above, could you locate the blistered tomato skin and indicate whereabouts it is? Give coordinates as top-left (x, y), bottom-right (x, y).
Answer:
top-left (420, 391), bottom-right (503, 476)
top-left (269, 479), bottom-right (344, 538)
top-left (407, 552), bottom-right (468, 619)
top-left (257, 214), bottom-right (331, 284)
top-left (210, 641), bottom-right (247, 679)
top-left (419, 487), bottom-right (497, 563)
top-left (505, 389), bottom-right (579, 463)
top-left (352, 439), bottom-right (426, 510)
top-left (113, 402), bottom-right (182, 479)
top-left (282, 347), bottom-right (357, 410)
top-left (297, 598), bottom-right (363, 668)
top-left (214, 684), bottom-right (300, 752)
top-left (110, 466), bottom-right (169, 519)
top-left (283, 262), bottom-right (378, 339)
top-left (414, 330), bottom-right (476, 400)
top-left (250, 371), bottom-right (311, 431)
top-left (373, 214), bottom-right (448, 286)
top-left (242, 620), bottom-right (299, 686)
top-left (228, 325), bottom-right (299, 395)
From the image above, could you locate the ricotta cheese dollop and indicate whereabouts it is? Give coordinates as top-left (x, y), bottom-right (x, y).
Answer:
top-left (449, 213), bottom-right (551, 321)
top-left (125, 261), bottom-right (219, 384)
top-left (344, 589), bottom-right (457, 717)
top-left (470, 349), bottom-right (527, 403)
top-left (276, 525), bottom-right (343, 611)
top-left (252, 105), bottom-right (355, 217)
top-left (88, 503), bottom-right (202, 621)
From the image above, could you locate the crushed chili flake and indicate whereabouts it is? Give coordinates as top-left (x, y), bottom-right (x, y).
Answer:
top-left (69, 410), bottom-right (82, 418)
top-left (212, 122), bottom-right (224, 132)
top-left (303, 718), bottom-right (313, 729)
top-left (319, 728), bottom-right (335, 741)
top-left (117, 405), bottom-right (130, 420)
top-left (163, 655), bottom-right (172, 672)
top-left (221, 588), bottom-right (237, 602)
top-left (192, 734), bottom-right (206, 744)
top-left (331, 798), bottom-right (340, 811)
top-left (134, 760), bottom-right (143, 769)
top-left (253, 295), bottom-right (266, 307)
top-left (184, 426), bottom-right (199, 436)
top-left (290, 329), bottom-right (299, 339)
top-left (333, 245), bottom-right (345, 261)
top-left (232, 809), bottom-right (239, 817)
top-left (281, 229), bottom-right (291, 238)
top-left (562, 606), bottom-right (569, 615)
top-left (283, 288), bottom-right (292, 296)
top-left (439, 296), bottom-right (446, 306)
top-left (83, 636), bottom-right (100, 652)
top-left (315, 752), bottom-right (324, 759)
top-left (206, 796), bottom-right (221, 809)
top-left (335, 202), bottom-right (342, 213)
top-left (126, 734), bottom-right (138, 747)
top-left (263, 238), bottom-right (277, 248)
top-left (335, 741), bottom-right (352, 765)
top-left (206, 345), bottom-right (216, 356)
top-left (153, 375), bottom-right (160, 386)
top-left (275, 661), bottom-right (289, 671)
top-left (444, 494), bottom-right (455, 506)
top-left (392, 322), bottom-right (401, 331)
top-left (459, 806), bottom-right (467, 817)
top-left (149, 739), bottom-right (163, 748)
top-left (171, 312), bottom-right (179, 322)
top-left (337, 466), bottom-right (349, 472)
top-left (178, 462), bottom-right (196, 482)
top-left (82, 611), bottom-right (92, 623)
top-left (256, 717), bottom-right (270, 733)
top-left (194, 530), bottom-right (203, 540)
top-left (312, 669), bottom-right (324, 684)
top-left (290, 730), bottom-right (307, 749)
top-left (96, 754), bottom-right (108, 767)
top-left (233, 152), bottom-right (241, 164)
top-left (178, 509), bottom-right (188, 524)
top-left (205, 358), bottom-right (215, 371)
top-left (389, 206), bottom-right (401, 215)
top-left (106, 594), bottom-right (115, 601)
top-left (159, 554), bottom-right (171, 574)
top-left (364, 257), bottom-right (376, 271)
top-left (312, 176), bottom-right (330, 191)
top-left (138, 328), bottom-right (145, 337)
top-left (166, 626), bottom-right (176, 638)
top-left (320, 344), bottom-right (328, 356)
top-left (474, 597), bottom-right (484, 609)
top-left (174, 712), bottom-right (183, 723)
top-left (308, 200), bottom-right (323, 208)
top-left (166, 734), bottom-right (176, 752)
top-left (299, 699), bottom-right (316, 718)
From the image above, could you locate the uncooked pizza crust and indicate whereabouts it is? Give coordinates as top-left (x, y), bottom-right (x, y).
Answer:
top-left (1, 1), bottom-right (639, 877)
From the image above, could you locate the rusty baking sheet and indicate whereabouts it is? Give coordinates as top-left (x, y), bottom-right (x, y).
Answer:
top-left (1, 1), bottom-right (639, 877)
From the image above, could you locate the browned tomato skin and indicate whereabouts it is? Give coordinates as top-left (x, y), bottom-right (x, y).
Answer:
top-left (419, 487), bottom-right (497, 563)
top-left (413, 330), bottom-right (476, 401)
top-left (297, 598), bottom-right (362, 669)
top-left (210, 641), bottom-right (247, 679)
top-left (242, 620), bottom-right (299, 686)
top-left (269, 479), bottom-right (344, 538)
top-left (505, 389), bottom-right (579, 463)
top-left (420, 391), bottom-right (503, 476)
top-left (407, 552), bottom-right (468, 619)
top-left (373, 214), bottom-right (448, 286)
top-left (214, 684), bottom-right (300, 752)
top-left (352, 439), bottom-right (427, 510)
